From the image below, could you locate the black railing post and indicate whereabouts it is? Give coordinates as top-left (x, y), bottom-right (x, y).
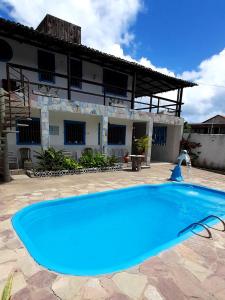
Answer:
top-left (67, 54), bottom-right (71, 100)
top-left (149, 96), bottom-right (152, 112)
top-left (131, 72), bottom-right (136, 109)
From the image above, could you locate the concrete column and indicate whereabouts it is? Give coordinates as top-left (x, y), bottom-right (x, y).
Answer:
top-left (100, 115), bottom-right (108, 155)
top-left (146, 118), bottom-right (153, 165)
top-left (40, 106), bottom-right (49, 150)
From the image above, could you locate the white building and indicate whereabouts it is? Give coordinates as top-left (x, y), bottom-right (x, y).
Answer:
top-left (0, 14), bottom-right (195, 171)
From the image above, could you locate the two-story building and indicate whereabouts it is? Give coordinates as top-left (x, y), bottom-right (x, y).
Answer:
top-left (0, 14), bottom-right (195, 171)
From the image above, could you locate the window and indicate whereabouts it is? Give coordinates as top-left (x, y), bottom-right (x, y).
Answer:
top-left (0, 39), bottom-right (13, 61)
top-left (70, 59), bottom-right (82, 88)
top-left (103, 69), bottom-right (128, 97)
top-left (108, 124), bottom-right (126, 145)
top-left (38, 50), bottom-right (55, 82)
top-left (17, 118), bottom-right (41, 145)
top-left (64, 120), bottom-right (85, 145)
top-left (152, 126), bottom-right (167, 146)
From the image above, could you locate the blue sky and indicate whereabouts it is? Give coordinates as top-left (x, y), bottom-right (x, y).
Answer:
top-left (126, 0), bottom-right (225, 73)
top-left (1, 0), bottom-right (225, 121)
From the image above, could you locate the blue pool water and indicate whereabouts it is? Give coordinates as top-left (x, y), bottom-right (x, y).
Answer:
top-left (12, 183), bottom-right (225, 275)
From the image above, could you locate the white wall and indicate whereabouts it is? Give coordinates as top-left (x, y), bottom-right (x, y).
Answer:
top-left (184, 133), bottom-right (225, 169)
top-left (0, 36), bottom-right (132, 107)
top-left (7, 109), bottom-right (134, 165)
top-left (151, 124), bottom-right (183, 163)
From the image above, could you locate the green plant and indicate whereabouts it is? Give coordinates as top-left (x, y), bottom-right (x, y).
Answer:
top-left (34, 147), bottom-right (81, 171)
top-left (133, 136), bottom-right (149, 154)
top-left (34, 147), bottom-right (65, 171)
top-left (63, 157), bottom-right (82, 170)
top-left (1, 273), bottom-right (13, 300)
top-left (107, 155), bottom-right (119, 166)
top-left (79, 151), bottom-right (119, 168)
top-left (183, 121), bottom-right (192, 133)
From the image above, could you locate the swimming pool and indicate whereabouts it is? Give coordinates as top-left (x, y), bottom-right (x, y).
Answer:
top-left (12, 183), bottom-right (225, 275)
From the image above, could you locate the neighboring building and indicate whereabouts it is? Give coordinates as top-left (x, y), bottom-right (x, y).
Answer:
top-left (191, 115), bottom-right (225, 134)
top-left (0, 14), bottom-right (195, 173)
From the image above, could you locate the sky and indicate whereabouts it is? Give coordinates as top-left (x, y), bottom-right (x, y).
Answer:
top-left (1, 0), bottom-right (225, 122)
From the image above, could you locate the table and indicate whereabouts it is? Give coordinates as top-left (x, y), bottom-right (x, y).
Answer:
top-left (129, 155), bottom-right (145, 171)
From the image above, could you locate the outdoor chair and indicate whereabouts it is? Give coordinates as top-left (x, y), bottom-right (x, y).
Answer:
top-left (8, 151), bottom-right (19, 169)
top-left (19, 148), bottom-right (31, 168)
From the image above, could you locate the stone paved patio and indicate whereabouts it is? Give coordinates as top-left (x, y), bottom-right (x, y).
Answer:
top-left (1, 163), bottom-right (225, 300)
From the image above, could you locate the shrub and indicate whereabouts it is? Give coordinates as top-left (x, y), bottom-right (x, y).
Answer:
top-left (79, 151), bottom-right (119, 168)
top-left (34, 148), bottom-right (81, 171)
top-left (34, 147), bottom-right (65, 171)
top-left (63, 157), bottom-right (82, 170)
top-left (34, 147), bottom-right (119, 171)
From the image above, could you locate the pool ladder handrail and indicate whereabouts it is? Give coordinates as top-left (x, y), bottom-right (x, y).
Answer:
top-left (199, 215), bottom-right (225, 231)
top-left (178, 214), bottom-right (225, 238)
top-left (178, 222), bottom-right (212, 239)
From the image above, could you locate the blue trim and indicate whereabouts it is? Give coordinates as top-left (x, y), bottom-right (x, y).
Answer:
top-left (16, 117), bottom-right (41, 145)
top-left (108, 124), bottom-right (126, 145)
top-left (64, 120), bottom-right (86, 145)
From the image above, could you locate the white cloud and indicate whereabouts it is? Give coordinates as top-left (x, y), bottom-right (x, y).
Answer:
top-left (180, 49), bottom-right (225, 122)
top-left (2, 0), bottom-right (142, 54)
top-left (2, 0), bottom-right (225, 122)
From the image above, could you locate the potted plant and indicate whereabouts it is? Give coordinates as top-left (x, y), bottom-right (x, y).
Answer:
top-left (133, 136), bottom-right (150, 155)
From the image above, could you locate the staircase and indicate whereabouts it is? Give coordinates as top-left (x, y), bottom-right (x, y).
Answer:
top-left (0, 64), bottom-right (31, 181)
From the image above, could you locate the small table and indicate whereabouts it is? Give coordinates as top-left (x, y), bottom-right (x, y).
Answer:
top-left (129, 155), bottom-right (145, 171)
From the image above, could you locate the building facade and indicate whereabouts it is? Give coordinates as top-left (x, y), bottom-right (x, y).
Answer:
top-left (0, 15), bottom-right (195, 170)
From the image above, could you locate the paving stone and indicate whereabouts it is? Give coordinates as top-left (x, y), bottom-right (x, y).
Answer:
top-left (11, 271), bottom-right (27, 295)
top-left (27, 270), bottom-right (57, 288)
top-left (108, 293), bottom-right (130, 300)
top-left (82, 278), bottom-right (108, 299)
top-left (11, 287), bottom-right (32, 300)
top-left (17, 254), bottom-right (41, 277)
top-left (52, 276), bottom-right (88, 300)
top-left (144, 285), bottom-right (164, 300)
top-left (112, 272), bottom-right (147, 299)
top-left (0, 249), bottom-right (17, 263)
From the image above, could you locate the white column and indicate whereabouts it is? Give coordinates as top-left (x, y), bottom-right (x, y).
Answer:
top-left (146, 118), bottom-right (153, 165)
top-left (100, 115), bottom-right (108, 155)
top-left (40, 106), bottom-right (49, 150)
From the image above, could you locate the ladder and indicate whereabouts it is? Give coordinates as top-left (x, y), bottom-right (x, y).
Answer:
top-left (178, 215), bottom-right (225, 239)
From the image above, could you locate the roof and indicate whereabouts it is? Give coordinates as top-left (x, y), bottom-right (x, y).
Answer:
top-left (0, 17), bottom-right (196, 97)
top-left (202, 115), bottom-right (225, 124)
top-left (190, 115), bottom-right (225, 126)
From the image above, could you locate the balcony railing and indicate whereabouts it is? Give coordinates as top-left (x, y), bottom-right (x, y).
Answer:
top-left (3, 63), bottom-right (183, 116)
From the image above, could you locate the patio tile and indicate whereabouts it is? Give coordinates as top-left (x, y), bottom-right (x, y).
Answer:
top-left (1, 164), bottom-right (225, 299)
top-left (27, 270), bottom-right (57, 288)
top-left (112, 272), bottom-right (148, 299)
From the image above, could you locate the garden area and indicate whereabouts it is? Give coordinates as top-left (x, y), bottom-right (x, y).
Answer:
top-left (27, 147), bottom-right (121, 177)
